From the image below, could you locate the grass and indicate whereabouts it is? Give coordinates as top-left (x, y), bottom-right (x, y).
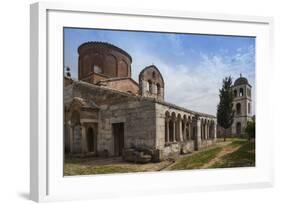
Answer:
top-left (211, 140), bottom-right (255, 168)
top-left (64, 138), bottom-right (255, 175)
top-left (64, 164), bottom-right (139, 176)
top-left (169, 147), bottom-right (223, 170)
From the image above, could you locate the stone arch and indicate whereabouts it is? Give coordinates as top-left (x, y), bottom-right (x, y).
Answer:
top-left (171, 112), bottom-right (176, 120)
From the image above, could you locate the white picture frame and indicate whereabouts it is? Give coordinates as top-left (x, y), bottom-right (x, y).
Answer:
top-left (30, 2), bottom-right (274, 202)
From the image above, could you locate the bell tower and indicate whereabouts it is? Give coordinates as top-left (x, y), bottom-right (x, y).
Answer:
top-left (231, 74), bottom-right (252, 136)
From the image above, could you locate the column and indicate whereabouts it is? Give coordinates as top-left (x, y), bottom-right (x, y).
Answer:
top-left (214, 121), bottom-right (217, 141)
top-left (81, 124), bottom-right (88, 154)
top-left (189, 121), bottom-right (192, 140)
top-left (195, 118), bottom-right (201, 150)
top-left (205, 123), bottom-right (208, 139)
top-left (201, 124), bottom-right (203, 140)
top-left (173, 120), bottom-right (176, 142)
top-left (179, 120), bottom-right (183, 141)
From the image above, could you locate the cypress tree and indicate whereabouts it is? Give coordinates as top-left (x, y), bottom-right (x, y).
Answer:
top-left (217, 76), bottom-right (234, 141)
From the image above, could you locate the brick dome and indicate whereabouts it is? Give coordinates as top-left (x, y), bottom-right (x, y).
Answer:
top-left (78, 41), bottom-right (132, 82)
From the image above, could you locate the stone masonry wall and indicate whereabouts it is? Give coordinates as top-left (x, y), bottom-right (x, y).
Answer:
top-left (70, 81), bottom-right (156, 156)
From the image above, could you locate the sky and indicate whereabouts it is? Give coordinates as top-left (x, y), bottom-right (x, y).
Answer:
top-left (64, 28), bottom-right (255, 116)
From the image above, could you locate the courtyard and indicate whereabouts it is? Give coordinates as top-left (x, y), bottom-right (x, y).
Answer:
top-left (64, 138), bottom-right (255, 176)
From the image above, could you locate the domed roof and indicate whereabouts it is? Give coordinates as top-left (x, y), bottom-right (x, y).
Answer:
top-left (234, 74), bottom-right (250, 86)
top-left (78, 41), bottom-right (132, 62)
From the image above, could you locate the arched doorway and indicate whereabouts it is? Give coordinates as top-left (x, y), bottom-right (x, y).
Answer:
top-left (87, 127), bottom-right (96, 152)
top-left (236, 122), bottom-right (241, 135)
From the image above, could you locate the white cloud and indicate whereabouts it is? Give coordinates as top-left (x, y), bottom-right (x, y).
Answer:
top-left (131, 45), bottom-right (255, 116)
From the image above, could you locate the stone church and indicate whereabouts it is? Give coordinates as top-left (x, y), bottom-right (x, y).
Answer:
top-left (64, 41), bottom-right (218, 162)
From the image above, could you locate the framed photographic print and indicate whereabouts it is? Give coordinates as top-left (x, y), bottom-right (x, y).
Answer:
top-left (30, 2), bottom-right (274, 202)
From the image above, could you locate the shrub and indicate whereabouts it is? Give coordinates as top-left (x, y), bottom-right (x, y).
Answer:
top-left (245, 120), bottom-right (255, 139)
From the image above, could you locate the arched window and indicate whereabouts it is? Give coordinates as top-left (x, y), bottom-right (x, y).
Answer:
top-left (239, 88), bottom-right (243, 97)
top-left (248, 103), bottom-right (251, 114)
top-left (156, 83), bottom-right (160, 95)
top-left (92, 64), bottom-right (102, 74)
top-left (148, 80), bottom-right (153, 93)
top-left (236, 103), bottom-right (241, 114)
top-left (234, 90), bottom-right (237, 97)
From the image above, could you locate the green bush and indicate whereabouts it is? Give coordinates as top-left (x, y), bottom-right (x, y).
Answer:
top-left (245, 120), bottom-right (255, 139)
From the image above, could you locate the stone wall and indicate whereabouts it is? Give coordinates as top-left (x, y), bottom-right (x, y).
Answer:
top-left (98, 78), bottom-right (139, 95)
top-left (67, 81), bottom-right (156, 156)
top-left (64, 81), bottom-right (217, 160)
top-left (97, 100), bottom-right (156, 155)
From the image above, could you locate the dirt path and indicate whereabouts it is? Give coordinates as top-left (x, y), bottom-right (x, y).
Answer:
top-left (161, 140), bottom-right (233, 171)
top-left (200, 143), bottom-right (241, 168)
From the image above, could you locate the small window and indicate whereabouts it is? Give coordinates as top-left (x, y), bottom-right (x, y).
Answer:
top-left (92, 65), bottom-right (102, 74)
top-left (156, 83), bottom-right (161, 95)
top-left (239, 88), bottom-right (243, 97)
top-left (248, 103), bottom-right (251, 114)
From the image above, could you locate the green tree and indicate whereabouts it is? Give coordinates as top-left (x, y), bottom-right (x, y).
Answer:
top-left (217, 76), bottom-right (234, 141)
top-left (245, 118), bottom-right (255, 140)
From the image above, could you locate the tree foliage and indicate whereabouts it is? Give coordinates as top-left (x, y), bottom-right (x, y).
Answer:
top-left (217, 76), bottom-right (235, 132)
top-left (245, 119), bottom-right (255, 139)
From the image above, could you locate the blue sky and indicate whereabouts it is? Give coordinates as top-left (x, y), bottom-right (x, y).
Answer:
top-left (64, 28), bottom-right (255, 115)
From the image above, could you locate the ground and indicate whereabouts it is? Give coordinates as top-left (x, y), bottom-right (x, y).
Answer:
top-left (64, 138), bottom-right (255, 176)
